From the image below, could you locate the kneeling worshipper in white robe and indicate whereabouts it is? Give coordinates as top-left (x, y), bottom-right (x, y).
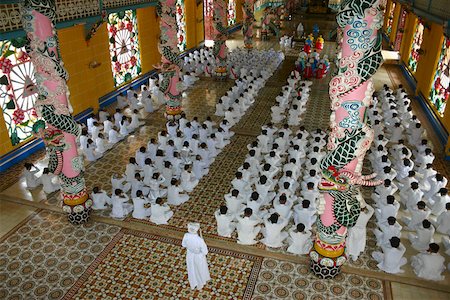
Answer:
top-left (91, 186), bottom-right (111, 210)
top-left (40, 168), bottom-right (61, 194)
top-left (411, 243), bottom-right (446, 281)
top-left (372, 237), bottom-right (407, 274)
top-left (95, 133), bottom-right (111, 154)
top-left (84, 139), bottom-right (102, 162)
top-left (429, 187), bottom-right (450, 216)
top-left (150, 198), bottom-right (173, 225)
top-left (374, 216), bottom-right (402, 247)
top-left (132, 190), bottom-right (151, 220)
top-left (167, 178), bottom-right (189, 206)
top-left (111, 174), bottom-right (131, 194)
top-left (110, 189), bottom-right (133, 219)
top-left (180, 164), bottom-right (199, 193)
top-left (293, 200), bottom-right (317, 230)
top-left (287, 223), bottom-right (312, 255)
top-left (346, 205), bottom-right (374, 261)
top-left (182, 223), bottom-right (211, 290)
top-left (375, 195), bottom-right (400, 221)
top-left (408, 219), bottom-right (435, 251)
top-left (214, 205), bottom-right (235, 237)
top-left (261, 213), bottom-right (289, 248)
top-left (433, 202), bottom-right (450, 235)
top-left (236, 208), bottom-right (262, 245)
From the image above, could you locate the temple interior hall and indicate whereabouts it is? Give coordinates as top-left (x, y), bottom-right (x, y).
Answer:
top-left (1, 0), bottom-right (450, 299)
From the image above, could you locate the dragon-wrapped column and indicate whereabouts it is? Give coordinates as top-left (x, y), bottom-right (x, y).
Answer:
top-left (21, 0), bottom-right (91, 224)
top-left (242, 0), bottom-right (255, 49)
top-left (310, 0), bottom-right (384, 278)
top-left (156, 0), bottom-right (183, 120)
top-left (213, 0), bottom-right (229, 80)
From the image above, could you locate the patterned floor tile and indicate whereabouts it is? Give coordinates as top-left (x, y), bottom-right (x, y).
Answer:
top-left (0, 211), bottom-right (120, 300)
top-left (252, 259), bottom-right (386, 300)
top-left (63, 229), bottom-right (262, 300)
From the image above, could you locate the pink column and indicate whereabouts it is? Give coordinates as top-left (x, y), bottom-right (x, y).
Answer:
top-left (213, 0), bottom-right (229, 79)
top-left (310, 0), bottom-right (384, 278)
top-left (21, 0), bottom-right (91, 224)
top-left (242, 0), bottom-right (255, 48)
top-left (155, 0), bottom-right (184, 120)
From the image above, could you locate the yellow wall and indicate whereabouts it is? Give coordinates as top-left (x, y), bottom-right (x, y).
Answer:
top-left (400, 13), bottom-right (417, 66)
top-left (383, 0), bottom-right (392, 33)
top-left (137, 7), bottom-right (161, 72)
top-left (0, 112), bottom-right (12, 156)
top-left (196, 1), bottom-right (205, 45)
top-left (58, 24), bottom-right (114, 115)
top-left (185, 0), bottom-right (197, 49)
top-left (236, 0), bottom-right (243, 23)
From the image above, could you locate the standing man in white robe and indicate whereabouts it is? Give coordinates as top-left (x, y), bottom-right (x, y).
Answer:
top-left (346, 205), bottom-right (374, 261)
top-left (182, 223), bottom-right (211, 290)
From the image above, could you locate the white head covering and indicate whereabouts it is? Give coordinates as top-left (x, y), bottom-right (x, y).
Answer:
top-left (188, 222), bottom-right (200, 234)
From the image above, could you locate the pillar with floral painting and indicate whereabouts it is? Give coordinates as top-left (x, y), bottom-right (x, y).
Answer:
top-left (310, 0), bottom-right (384, 278)
top-left (21, 0), bottom-right (92, 224)
top-left (156, 0), bottom-right (184, 119)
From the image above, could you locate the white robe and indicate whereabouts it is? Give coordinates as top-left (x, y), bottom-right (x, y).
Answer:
top-left (372, 244), bottom-right (407, 274)
top-left (182, 233), bottom-right (211, 290)
top-left (346, 206), bottom-right (374, 261)
top-left (411, 253), bottom-right (445, 281)
top-left (149, 203), bottom-right (173, 224)
top-left (132, 197), bottom-right (151, 219)
top-left (40, 174), bottom-right (60, 194)
top-left (214, 210), bottom-right (235, 237)
top-left (261, 216), bottom-right (289, 248)
top-left (92, 191), bottom-right (111, 210)
top-left (287, 227), bottom-right (312, 255)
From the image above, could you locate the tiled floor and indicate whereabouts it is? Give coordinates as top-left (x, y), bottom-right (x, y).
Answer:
top-left (1, 12), bottom-right (450, 300)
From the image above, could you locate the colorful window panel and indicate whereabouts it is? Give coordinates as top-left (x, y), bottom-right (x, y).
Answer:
top-left (386, 2), bottom-right (395, 36)
top-left (0, 38), bottom-right (39, 146)
top-left (408, 19), bottom-right (424, 74)
top-left (227, 0), bottom-right (236, 26)
top-left (393, 8), bottom-right (406, 51)
top-left (107, 10), bottom-right (141, 87)
top-left (176, 0), bottom-right (187, 52)
top-left (204, 0), bottom-right (214, 40)
top-left (429, 37), bottom-right (450, 116)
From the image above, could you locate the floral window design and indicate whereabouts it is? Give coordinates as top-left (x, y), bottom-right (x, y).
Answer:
top-left (107, 10), bottom-right (141, 87)
top-left (429, 37), bottom-right (450, 116)
top-left (393, 8), bottom-right (407, 51)
top-left (408, 19), bottom-right (424, 74)
top-left (0, 38), bottom-right (39, 146)
top-left (386, 2), bottom-right (395, 36)
top-left (176, 0), bottom-right (187, 52)
top-left (227, 0), bottom-right (236, 26)
top-left (204, 0), bottom-right (214, 40)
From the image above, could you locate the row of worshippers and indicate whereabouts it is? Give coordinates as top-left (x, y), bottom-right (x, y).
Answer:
top-left (90, 114), bottom-right (236, 223)
top-left (90, 53), bottom-right (280, 222)
top-left (271, 71), bottom-right (312, 125)
top-left (215, 70), bottom-right (279, 123)
top-left (78, 106), bottom-right (145, 163)
top-left (368, 84), bottom-right (448, 281)
top-left (226, 48), bottom-right (284, 80)
top-left (214, 72), bottom-right (324, 252)
top-left (295, 49), bottom-right (330, 79)
top-left (215, 125), bottom-right (328, 254)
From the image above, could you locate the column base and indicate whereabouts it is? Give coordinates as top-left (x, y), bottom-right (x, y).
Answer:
top-left (309, 249), bottom-right (346, 279)
top-left (67, 207), bottom-right (92, 225)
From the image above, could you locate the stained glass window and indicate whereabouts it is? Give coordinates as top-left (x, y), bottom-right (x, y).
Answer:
top-left (386, 2), bottom-right (395, 36)
top-left (408, 19), bottom-right (424, 74)
top-left (204, 0), bottom-right (214, 40)
top-left (227, 0), bottom-right (236, 26)
top-left (393, 8), bottom-right (407, 51)
top-left (107, 10), bottom-right (141, 87)
top-left (0, 38), bottom-right (39, 146)
top-left (429, 37), bottom-right (450, 116)
top-left (176, 0), bottom-right (187, 52)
